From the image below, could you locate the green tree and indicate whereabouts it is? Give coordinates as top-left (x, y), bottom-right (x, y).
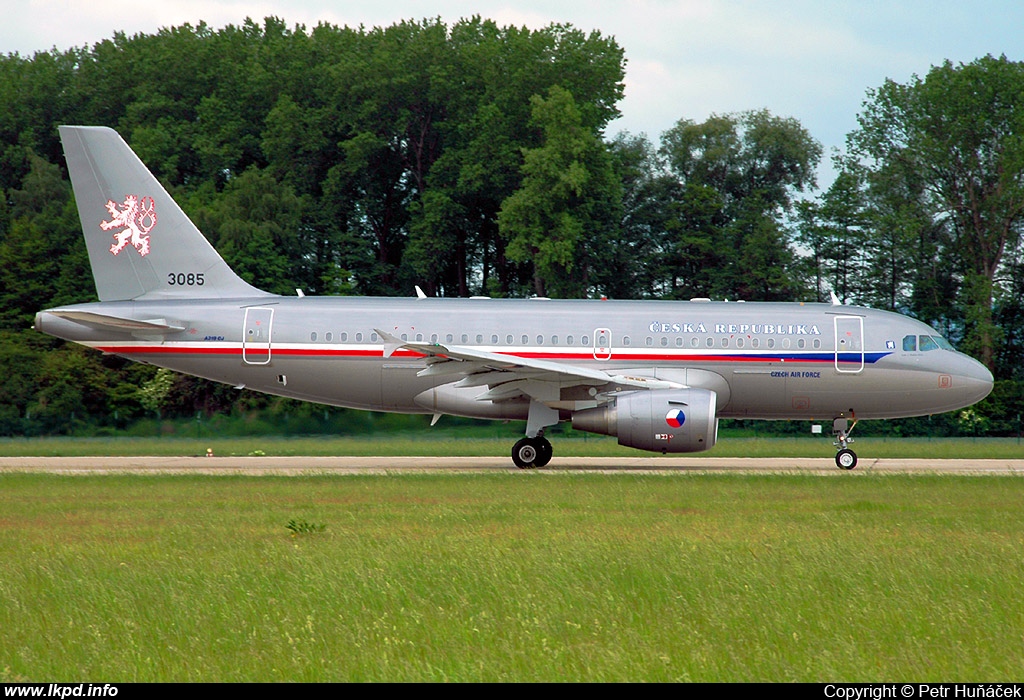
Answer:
top-left (600, 133), bottom-right (683, 298)
top-left (0, 154), bottom-right (87, 330)
top-left (190, 167), bottom-right (304, 294)
top-left (498, 86), bottom-right (621, 297)
top-left (0, 331), bottom-right (45, 435)
top-left (0, 16), bottom-right (628, 434)
top-left (660, 110), bottom-right (821, 300)
top-left (849, 55), bottom-right (1024, 370)
top-left (404, 18), bottom-right (625, 297)
top-left (796, 163), bottom-right (871, 304)
top-left (657, 182), bottom-right (725, 299)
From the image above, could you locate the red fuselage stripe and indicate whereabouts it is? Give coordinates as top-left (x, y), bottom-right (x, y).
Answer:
top-left (94, 344), bottom-right (855, 364)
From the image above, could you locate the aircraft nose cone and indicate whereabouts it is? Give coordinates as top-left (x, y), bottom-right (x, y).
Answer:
top-left (959, 355), bottom-right (994, 405)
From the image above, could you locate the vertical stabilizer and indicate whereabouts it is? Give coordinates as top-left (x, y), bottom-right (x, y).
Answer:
top-left (59, 125), bottom-right (271, 301)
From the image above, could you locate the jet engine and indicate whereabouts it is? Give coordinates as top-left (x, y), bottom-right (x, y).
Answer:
top-left (571, 388), bottom-right (718, 453)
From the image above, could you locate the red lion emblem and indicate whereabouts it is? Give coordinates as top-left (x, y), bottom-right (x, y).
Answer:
top-left (102, 195), bottom-right (156, 257)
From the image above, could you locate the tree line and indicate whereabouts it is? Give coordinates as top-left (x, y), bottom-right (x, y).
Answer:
top-left (1, 16), bottom-right (1021, 436)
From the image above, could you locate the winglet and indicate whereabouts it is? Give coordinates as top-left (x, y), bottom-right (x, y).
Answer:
top-left (415, 285), bottom-right (427, 299)
top-left (830, 291), bottom-right (842, 306)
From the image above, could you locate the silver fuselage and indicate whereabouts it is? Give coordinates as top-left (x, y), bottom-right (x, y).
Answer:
top-left (35, 296), bottom-right (994, 423)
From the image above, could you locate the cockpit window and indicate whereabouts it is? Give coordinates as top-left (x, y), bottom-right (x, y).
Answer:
top-left (905, 334), bottom-right (954, 352)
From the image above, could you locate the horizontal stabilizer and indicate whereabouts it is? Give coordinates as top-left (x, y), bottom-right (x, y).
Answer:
top-left (46, 310), bottom-right (185, 333)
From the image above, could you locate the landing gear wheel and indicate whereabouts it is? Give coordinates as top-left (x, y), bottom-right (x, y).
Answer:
top-left (512, 438), bottom-right (540, 469)
top-left (535, 437), bottom-right (553, 468)
top-left (835, 448), bottom-right (858, 470)
top-left (511, 437), bottom-right (554, 469)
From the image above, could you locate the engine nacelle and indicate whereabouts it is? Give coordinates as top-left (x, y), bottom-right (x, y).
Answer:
top-left (571, 388), bottom-right (718, 453)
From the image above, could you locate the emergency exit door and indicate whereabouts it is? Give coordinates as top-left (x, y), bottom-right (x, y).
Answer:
top-left (243, 307), bottom-right (274, 365)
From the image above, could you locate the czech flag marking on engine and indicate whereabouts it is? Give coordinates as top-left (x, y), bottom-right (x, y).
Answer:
top-left (665, 409), bottom-right (686, 428)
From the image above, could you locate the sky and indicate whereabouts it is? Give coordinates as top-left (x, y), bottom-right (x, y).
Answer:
top-left (3, 0), bottom-right (1024, 188)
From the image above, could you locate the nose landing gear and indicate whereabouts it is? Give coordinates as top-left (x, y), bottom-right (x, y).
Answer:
top-left (832, 413), bottom-right (858, 469)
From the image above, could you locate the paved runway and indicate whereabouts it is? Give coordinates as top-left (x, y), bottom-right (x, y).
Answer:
top-left (2, 455), bottom-right (1024, 474)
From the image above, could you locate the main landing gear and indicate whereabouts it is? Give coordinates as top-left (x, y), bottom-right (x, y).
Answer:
top-left (513, 400), bottom-right (559, 469)
top-left (511, 435), bottom-right (553, 469)
top-left (832, 413), bottom-right (858, 470)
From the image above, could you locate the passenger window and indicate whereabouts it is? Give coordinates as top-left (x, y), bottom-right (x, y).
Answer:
top-left (356, 332), bottom-right (363, 342)
top-left (676, 337), bottom-right (683, 347)
top-left (736, 338), bottom-right (744, 348)
top-left (506, 334), bottom-right (514, 344)
top-left (646, 337), bottom-right (653, 347)
top-left (370, 332), bottom-right (377, 342)
top-left (752, 338), bottom-right (759, 348)
top-left (310, 332), bottom-right (317, 341)
top-left (326, 332), bottom-right (333, 342)
top-left (446, 334), bottom-right (453, 343)
top-left (620, 336), bottom-right (627, 346)
top-left (491, 334), bottom-right (498, 344)
top-left (919, 335), bottom-right (938, 351)
top-left (431, 334), bottom-right (438, 343)
top-left (798, 339), bottom-right (805, 349)
top-left (567, 336), bottom-right (574, 345)
top-left (706, 337), bottom-right (713, 348)
top-left (341, 332), bottom-right (348, 342)
top-left (523, 335), bottom-right (529, 345)
top-left (722, 338), bottom-right (729, 348)
top-left (582, 336), bottom-right (590, 345)
top-left (552, 335), bottom-right (558, 345)
top-left (767, 338), bottom-right (775, 349)
top-left (903, 335), bottom-right (917, 351)
top-left (476, 334), bottom-right (483, 344)
top-left (660, 337), bottom-right (668, 347)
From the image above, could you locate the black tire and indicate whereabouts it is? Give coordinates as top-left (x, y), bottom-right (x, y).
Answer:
top-left (512, 438), bottom-right (539, 469)
top-left (835, 448), bottom-right (858, 470)
top-left (535, 437), bottom-right (553, 468)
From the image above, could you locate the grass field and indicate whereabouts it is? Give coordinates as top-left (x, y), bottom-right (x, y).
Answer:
top-left (1, 470), bottom-right (1023, 682)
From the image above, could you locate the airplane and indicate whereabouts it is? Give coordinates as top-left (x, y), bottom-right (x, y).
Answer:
top-left (34, 126), bottom-right (994, 469)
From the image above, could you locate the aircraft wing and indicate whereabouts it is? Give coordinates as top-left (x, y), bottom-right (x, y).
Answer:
top-left (375, 328), bottom-right (682, 400)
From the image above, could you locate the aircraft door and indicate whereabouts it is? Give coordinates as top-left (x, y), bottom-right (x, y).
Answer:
top-left (834, 316), bottom-right (864, 373)
top-left (243, 307), bottom-right (274, 365)
top-left (594, 328), bottom-right (612, 361)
